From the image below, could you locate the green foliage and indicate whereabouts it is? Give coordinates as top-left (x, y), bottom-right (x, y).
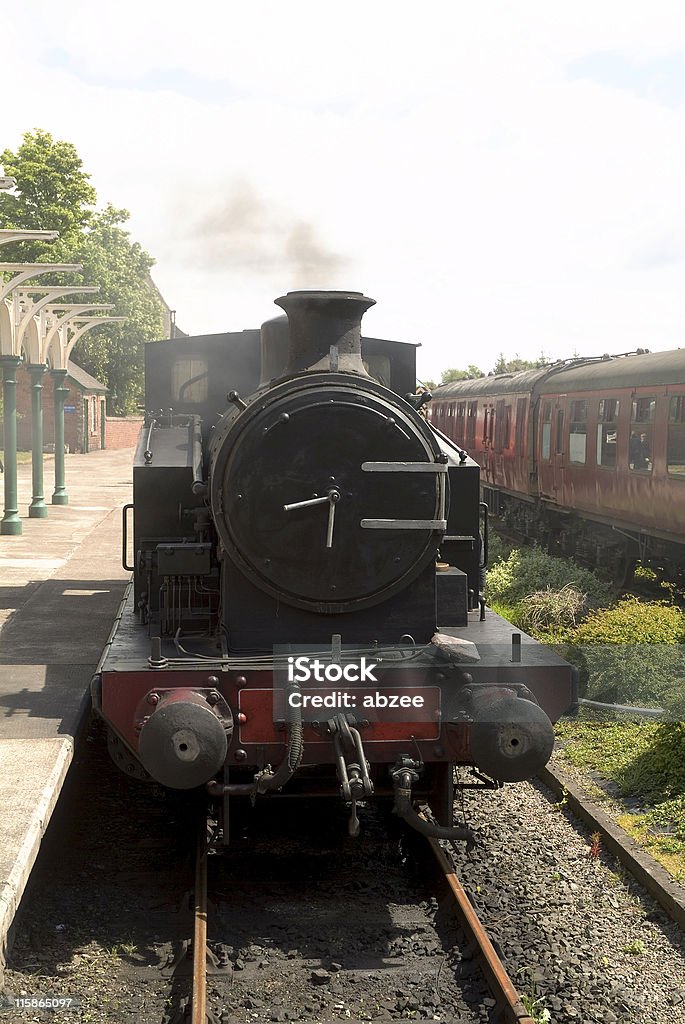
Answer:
top-left (0, 130), bottom-right (164, 413)
top-left (438, 353), bottom-right (552, 383)
top-left (556, 718), bottom-right (660, 777)
top-left (48, 205), bottom-right (163, 413)
top-left (518, 968), bottom-right (551, 1023)
top-left (516, 584), bottom-right (587, 636)
top-left (640, 794), bottom-right (685, 850)
top-left (0, 129), bottom-right (96, 254)
top-left (634, 564), bottom-right (658, 583)
top-left (484, 530), bottom-right (517, 566)
top-left (566, 598), bottom-right (685, 712)
top-left (573, 596), bottom-right (685, 645)
top-left (440, 364), bottom-right (484, 383)
top-left (485, 547), bottom-right (611, 608)
top-left (620, 723), bottom-right (685, 803)
top-left (556, 719), bottom-right (685, 877)
top-left (492, 353), bottom-right (548, 374)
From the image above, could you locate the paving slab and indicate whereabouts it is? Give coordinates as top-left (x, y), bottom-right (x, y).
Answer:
top-left (0, 448), bottom-right (134, 975)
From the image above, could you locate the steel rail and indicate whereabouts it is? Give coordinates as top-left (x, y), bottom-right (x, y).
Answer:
top-left (426, 835), bottom-right (535, 1024)
top-left (191, 821), bottom-right (208, 1024)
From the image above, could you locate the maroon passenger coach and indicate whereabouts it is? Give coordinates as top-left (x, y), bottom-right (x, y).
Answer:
top-left (430, 349), bottom-right (685, 580)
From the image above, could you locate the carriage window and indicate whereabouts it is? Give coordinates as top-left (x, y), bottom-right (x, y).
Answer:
top-left (515, 398), bottom-right (527, 451)
top-left (541, 400), bottom-right (552, 461)
top-left (597, 398), bottom-right (619, 468)
top-left (668, 395), bottom-right (685, 476)
top-left (483, 406), bottom-right (490, 445)
top-left (555, 408), bottom-right (564, 455)
top-left (629, 397), bottom-right (654, 473)
top-left (568, 400), bottom-right (587, 464)
top-left (172, 358), bottom-right (209, 403)
top-left (455, 402), bottom-right (466, 446)
top-left (599, 398), bottom-right (619, 420)
top-left (494, 400), bottom-right (507, 451)
top-left (503, 404), bottom-right (512, 449)
top-left (631, 397), bottom-right (655, 422)
top-left (465, 401), bottom-right (477, 447)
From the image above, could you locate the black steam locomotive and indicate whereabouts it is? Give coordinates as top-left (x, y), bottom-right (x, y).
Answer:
top-left (92, 291), bottom-right (575, 842)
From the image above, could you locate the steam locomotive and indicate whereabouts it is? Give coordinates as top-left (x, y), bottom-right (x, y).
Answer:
top-left (92, 291), bottom-right (575, 843)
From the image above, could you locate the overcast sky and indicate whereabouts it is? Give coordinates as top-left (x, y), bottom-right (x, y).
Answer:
top-left (3, 1), bottom-right (685, 381)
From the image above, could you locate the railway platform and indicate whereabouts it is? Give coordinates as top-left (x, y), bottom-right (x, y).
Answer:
top-left (0, 448), bottom-right (133, 977)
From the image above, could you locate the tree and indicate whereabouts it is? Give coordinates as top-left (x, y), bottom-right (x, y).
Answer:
top-left (440, 364), bottom-right (484, 384)
top-left (0, 129), bottom-right (96, 251)
top-left (52, 205), bottom-right (164, 413)
top-left (492, 352), bottom-right (549, 374)
top-left (0, 130), bottom-right (164, 413)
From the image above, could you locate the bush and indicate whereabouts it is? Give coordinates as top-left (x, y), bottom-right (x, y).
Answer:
top-left (485, 530), bottom-right (516, 566)
top-left (485, 547), bottom-right (611, 608)
top-left (620, 723), bottom-right (685, 804)
top-left (515, 584), bottom-right (587, 636)
top-left (573, 596), bottom-right (685, 645)
top-left (567, 597), bottom-right (685, 713)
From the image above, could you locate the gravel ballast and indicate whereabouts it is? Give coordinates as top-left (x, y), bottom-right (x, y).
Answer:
top-left (448, 772), bottom-right (685, 1023)
top-left (4, 729), bottom-right (685, 1023)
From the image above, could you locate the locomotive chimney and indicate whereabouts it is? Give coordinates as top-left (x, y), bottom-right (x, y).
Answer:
top-left (259, 314), bottom-right (290, 387)
top-left (274, 290), bottom-right (375, 376)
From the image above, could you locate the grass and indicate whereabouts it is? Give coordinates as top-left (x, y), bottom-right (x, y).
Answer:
top-left (555, 717), bottom-right (685, 882)
top-left (483, 527), bottom-right (685, 880)
top-left (0, 449), bottom-right (33, 463)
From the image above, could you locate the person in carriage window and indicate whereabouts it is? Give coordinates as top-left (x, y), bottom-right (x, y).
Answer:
top-left (629, 431), bottom-right (650, 470)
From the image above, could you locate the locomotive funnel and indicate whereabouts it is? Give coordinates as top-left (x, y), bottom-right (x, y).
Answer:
top-left (138, 690), bottom-right (231, 789)
top-left (469, 696), bottom-right (554, 783)
top-left (275, 290), bottom-right (375, 376)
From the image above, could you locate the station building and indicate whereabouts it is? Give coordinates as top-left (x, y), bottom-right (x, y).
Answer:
top-left (0, 360), bottom-right (142, 453)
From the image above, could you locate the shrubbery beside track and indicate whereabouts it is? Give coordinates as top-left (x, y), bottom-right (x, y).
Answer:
top-left (485, 531), bottom-right (685, 881)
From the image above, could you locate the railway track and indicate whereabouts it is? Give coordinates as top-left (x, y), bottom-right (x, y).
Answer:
top-left (177, 802), bottom-right (535, 1024)
top-left (191, 822), bottom-right (209, 1024)
top-left (425, 837), bottom-right (534, 1024)
top-left (5, 734), bottom-right (685, 1022)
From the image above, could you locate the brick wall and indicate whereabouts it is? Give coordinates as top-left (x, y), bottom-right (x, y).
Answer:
top-left (105, 416), bottom-right (143, 449)
top-left (1, 367), bottom-right (142, 453)
top-left (0, 366), bottom-right (105, 453)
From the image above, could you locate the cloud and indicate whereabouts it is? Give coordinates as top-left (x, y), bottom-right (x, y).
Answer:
top-left (4, 2), bottom-right (685, 379)
top-left (629, 234), bottom-right (685, 270)
top-left (567, 50), bottom-right (685, 107)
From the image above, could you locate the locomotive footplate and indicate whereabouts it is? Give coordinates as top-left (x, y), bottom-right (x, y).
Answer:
top-left (94, 588), bottom-right (574, 793)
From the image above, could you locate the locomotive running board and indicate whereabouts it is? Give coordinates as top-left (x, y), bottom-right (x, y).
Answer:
top-left (361, 519), bottom-right (447, 529)
top-left (361, 461), bottom-right (448, 472)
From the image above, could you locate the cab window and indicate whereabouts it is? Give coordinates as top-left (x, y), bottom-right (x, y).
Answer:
top-left (172, 358), bottom-right (209, 403)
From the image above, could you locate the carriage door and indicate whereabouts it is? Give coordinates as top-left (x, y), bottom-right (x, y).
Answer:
top-left (551, 398), bottom-right (567, 498)
top-left (514, 397), bottom-right (528, 492)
